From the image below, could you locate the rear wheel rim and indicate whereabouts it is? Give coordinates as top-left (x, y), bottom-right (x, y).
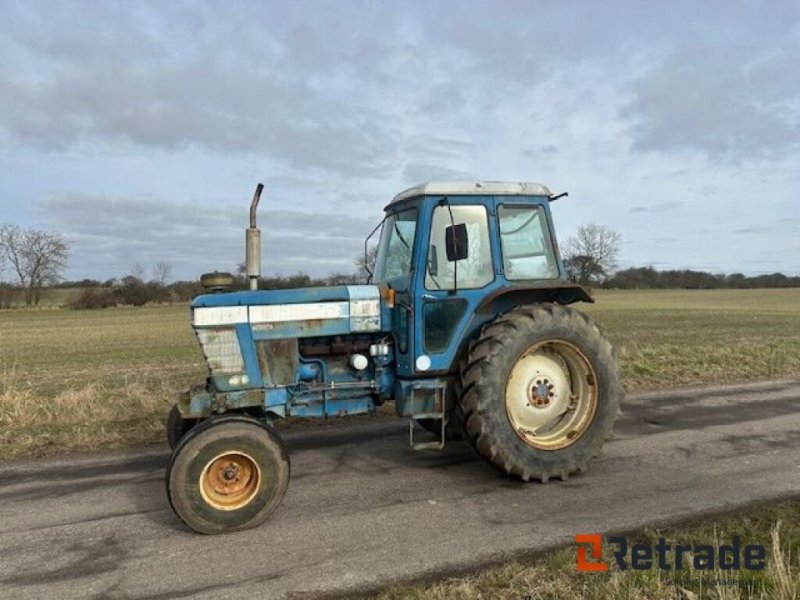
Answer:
top-left (505, 340), bottom-right (598, 450)
top-left (199, 451), bottom-right (262, 511)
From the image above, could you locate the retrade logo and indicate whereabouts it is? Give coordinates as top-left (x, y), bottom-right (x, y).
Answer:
top-left (575, 534), bottom-right (766, 573)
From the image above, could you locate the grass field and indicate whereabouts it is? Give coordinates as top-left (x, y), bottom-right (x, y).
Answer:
top-left (1, 288), bottom-right (799, 458)
top-left (583, 289), bottom-right (800, 390)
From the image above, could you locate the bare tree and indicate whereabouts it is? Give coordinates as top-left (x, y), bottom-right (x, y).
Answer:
top-left (152, 261), bottom-right (173, 286)
top-left (0, 239), bottom-right (6, 279)
top-left (0, 225), bottom-right (70, 306)
top-left (130, 262), bottom-right (146, 281)
top-left (354, 245), bottom-right (379, 282)
top-left (562, 223), bottom-right (621, 285)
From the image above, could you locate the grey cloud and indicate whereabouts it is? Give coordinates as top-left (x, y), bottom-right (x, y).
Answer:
top-left (0, 3), bottom-right (399, 177)
top-left (401, 135), bottom-right (476, 161)
top-left (416, 85), bottom-right (469, 117)
top-left (623, 40), bottom-right (800, 162)
top-left (401, 163), bottom-right (472, 184)
top-left (39, 194), bottom-right (375, 279)
top-left (734, 226), bottom-right (774, 234)
top-left (629, 201), bottom-right (684, 213)
top-left (0, 1), bottom-right (685, 177)
top-left (523, 145), bottom-right (559, 158)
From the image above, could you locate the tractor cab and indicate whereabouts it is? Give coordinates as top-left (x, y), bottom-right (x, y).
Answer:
top-left (372, 181), bottom-right (580, 380)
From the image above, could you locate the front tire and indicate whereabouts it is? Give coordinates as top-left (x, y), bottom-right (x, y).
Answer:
top-left (166, 416), bottom-right (290, 534)
top-left (166, 405), bottom-right (199, 450)
top-left (461, 304), bottom-right (622, 482)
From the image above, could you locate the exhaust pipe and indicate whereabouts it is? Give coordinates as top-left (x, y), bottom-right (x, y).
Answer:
top-left (246, 183), bottom-right (264, 291)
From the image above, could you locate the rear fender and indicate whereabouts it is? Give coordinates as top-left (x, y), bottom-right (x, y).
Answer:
top-left (475, 284), bottom-right (593, 315)
top-left (449, 284), bottom-right (594, 379)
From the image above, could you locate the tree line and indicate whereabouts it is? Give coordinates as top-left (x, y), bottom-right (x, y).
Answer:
top-left (560, 224), bottom-right (800, 289)
top-left (63, 269), bottom-right (367, 310)
top-left (604, 267), bottom-right (800, 290)
top-left (1, 221), bottom-right (797, 310)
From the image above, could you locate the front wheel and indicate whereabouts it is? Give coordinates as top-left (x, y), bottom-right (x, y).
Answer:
top-left (166, 405), bottom-right (199, 450)
top-left (166, 416), bottom-right (290, 534)
top-left (461, 304), bottom-right (622, 482)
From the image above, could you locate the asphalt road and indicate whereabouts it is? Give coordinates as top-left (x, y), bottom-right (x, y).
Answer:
top-left (1, 379), bottom-right (800, 599)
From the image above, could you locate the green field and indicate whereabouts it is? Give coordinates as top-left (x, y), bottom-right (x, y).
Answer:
top-left (1, 288), bottom-right (798, 458)
top-left (583, 289), bottom-right (800, 389)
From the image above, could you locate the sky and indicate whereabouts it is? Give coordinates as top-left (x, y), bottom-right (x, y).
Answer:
top-left (0, 0), bottom-right (798, 281)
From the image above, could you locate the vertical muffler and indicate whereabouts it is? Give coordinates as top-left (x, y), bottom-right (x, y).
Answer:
top-left (246, 183), bottom-right (264, 291)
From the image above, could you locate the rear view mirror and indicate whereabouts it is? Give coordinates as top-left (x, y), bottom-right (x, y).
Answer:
top-left (445, 224), bottom-right (469, 262)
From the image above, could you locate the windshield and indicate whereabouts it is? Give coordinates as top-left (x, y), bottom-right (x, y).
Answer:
top-left (373, 208), bottom-right (418, 290)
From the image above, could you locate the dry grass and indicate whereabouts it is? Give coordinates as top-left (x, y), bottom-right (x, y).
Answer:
top-left (1, 289), bottom-right (799, 458)
top-left (0, 364), bottom-right (176, 455)
top-left (585, 289), bottom-right (800, 390)
top-left (378, 500), bottom-right (800, 600)
top-left (0, 304), bottom-right (204, 457)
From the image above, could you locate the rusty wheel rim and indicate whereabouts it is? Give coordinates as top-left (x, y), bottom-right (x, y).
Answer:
top-left (199, 451), bottom-right (261, 511)
top-left (505, 340), bottom-right (598, 451)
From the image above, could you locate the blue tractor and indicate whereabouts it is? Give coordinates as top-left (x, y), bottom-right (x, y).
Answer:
top-left (166, 181), bottom-right (622, 534)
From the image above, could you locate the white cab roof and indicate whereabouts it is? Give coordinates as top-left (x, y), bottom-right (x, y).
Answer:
top-left (392, 181), bottom-right (552, 204)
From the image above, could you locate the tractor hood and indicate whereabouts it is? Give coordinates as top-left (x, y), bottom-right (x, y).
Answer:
top-left (190, 285), bottom-right (388, 338)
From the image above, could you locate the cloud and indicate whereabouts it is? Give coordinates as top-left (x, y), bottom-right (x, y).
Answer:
top-left (39, 194), bottom-right (376, 279)
top-left (622, 39), bottom-right (800, 162)
top-left (523, 145), bottom-right (559, 158)
top-left (401, 163), bottom-right (472, 184)
top-left (0, 2), bottom-right (401, 177)
top-left (629, 201), bottom-right (684, 213)
top-left (734, 226), bottom-right (774, 234)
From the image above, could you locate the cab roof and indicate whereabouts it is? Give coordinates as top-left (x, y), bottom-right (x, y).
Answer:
top-left (391, 180), bottom-right (552, 205)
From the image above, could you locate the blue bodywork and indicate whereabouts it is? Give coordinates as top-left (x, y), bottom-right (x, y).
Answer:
top-left (179, 191), bottom-right (591, 425)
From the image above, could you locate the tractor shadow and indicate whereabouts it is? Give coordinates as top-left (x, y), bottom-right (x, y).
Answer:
top-left (132, 418), bottom-right (519, 533)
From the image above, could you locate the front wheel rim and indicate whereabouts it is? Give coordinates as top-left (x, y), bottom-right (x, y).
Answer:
top-left (199, 451), bottom-right (262, 511)
top-left (505, 340), bottom-right (598, 450)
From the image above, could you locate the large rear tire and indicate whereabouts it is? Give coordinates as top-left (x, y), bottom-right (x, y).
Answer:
top-left (166, 416), bottom-right (290, 534)
top-left (461, 304), bottom-right (622, 482)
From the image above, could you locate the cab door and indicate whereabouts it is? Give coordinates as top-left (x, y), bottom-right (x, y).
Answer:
top-left (412, 197), bottom-right (499, 375)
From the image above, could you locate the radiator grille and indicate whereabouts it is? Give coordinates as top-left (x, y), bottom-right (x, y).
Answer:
top-left (196, 328), bottom-right (244, 374)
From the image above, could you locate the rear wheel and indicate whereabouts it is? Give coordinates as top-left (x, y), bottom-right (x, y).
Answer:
top-left (461, 303), bottom-right (622, 482)
top-left (166, 416), bottom-right (290, 534)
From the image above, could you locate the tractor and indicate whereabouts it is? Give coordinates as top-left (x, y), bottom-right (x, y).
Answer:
top-left (165, 181), bottom-right (622, 534)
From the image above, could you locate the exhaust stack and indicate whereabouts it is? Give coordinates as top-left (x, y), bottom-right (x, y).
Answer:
top-left (246, 183), bottom-right (264, 291)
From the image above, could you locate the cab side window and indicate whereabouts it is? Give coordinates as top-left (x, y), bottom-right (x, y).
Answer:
top-left (498, 205), bottom-right (557, 280)
top-left (425, 205), bottom-right (493, 290)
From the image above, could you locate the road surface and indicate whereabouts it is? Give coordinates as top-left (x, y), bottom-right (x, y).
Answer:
top-left (1, 379), bottom-right (799, 599)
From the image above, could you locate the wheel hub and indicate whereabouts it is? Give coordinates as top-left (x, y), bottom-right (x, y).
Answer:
top-left (200, 451), bottom-right (262, 511)
top-left (530, 379), bottom-right (554, 408)
top-left (505, 341), bottom-right (598, 451)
